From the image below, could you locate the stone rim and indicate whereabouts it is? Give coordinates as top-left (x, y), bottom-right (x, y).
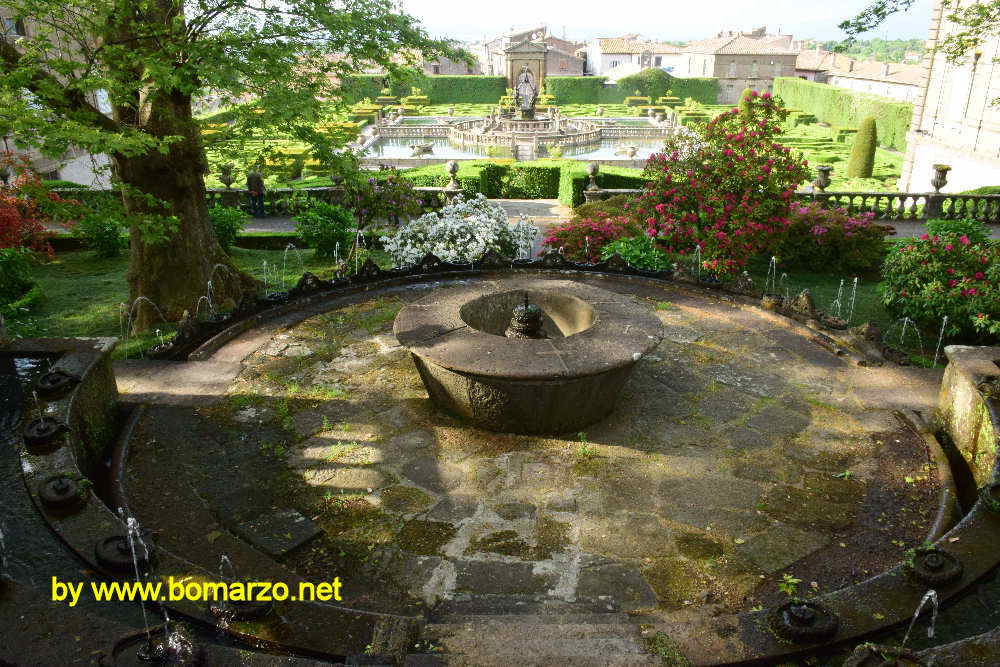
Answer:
top-left (393, 280), bottom-right (664, 381)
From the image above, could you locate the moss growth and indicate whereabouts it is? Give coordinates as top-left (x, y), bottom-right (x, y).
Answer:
top-left (396, 520), bottom-right (457, 556)
top-left (675, 532), bottom-right (725, 560)
top-left (644, 631), bottom-right (691, 666)
top-left (641, 557), bottom-right (710, 609)
top-left (534, 515), bottom-right (571, 559)
top-left (379, 485), bottom-right (434, 513)
top-left (467, 530), bottom-right (533, 559)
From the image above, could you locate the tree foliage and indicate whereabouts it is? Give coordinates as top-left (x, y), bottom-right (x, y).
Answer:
top-left (0, 0), bottom-right (457, 327)
top-left (838, 0), bottom-right (1000, 64)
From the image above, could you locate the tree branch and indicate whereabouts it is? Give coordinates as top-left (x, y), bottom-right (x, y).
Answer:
top-left (0, 36), bottom-right (123, 134)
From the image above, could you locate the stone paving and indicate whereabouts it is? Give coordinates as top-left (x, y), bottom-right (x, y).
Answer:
top-left (213, 275), bottom-right (943, 618)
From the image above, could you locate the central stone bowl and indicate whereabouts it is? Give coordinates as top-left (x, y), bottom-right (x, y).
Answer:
top-left (393, 279), bottom-right (663, 434)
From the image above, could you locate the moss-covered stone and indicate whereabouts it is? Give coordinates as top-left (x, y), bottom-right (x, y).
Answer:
top-left (534, 515), bottom-right (571, 559)
top-left (641, 557), bottom-right (709, 609)
top-left (675, 531), bottom-right (725, 560)
top-left (379, 485), bottom-right (434, 514)
top-left (467, 530), bottom-right (533, 559)
top-left (395, 519), bottom-right (457, 556)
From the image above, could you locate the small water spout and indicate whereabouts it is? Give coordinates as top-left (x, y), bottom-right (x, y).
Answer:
top-left (778, 273), bottom-right (789, 301)
top-left (118, 297), bottom-right (169, 360)
top-left (764, 256), bottom-right (778, 294)
top-left (933, 316), bottom-right (949, 367)
top-left (902, 589), bottom-right (939, 648)
top-left (847, 277), bottom-right (859, 324)
top-left (693, 246), bottom-right (702, 282)
top-left (830, 278), bottom-right (845, 318)
top-left (282, 243), bottom-right (305, 291)
top-left (118, 510), bottom-right (153, 650)
top-left (890, 316), bottom-right (925, 356)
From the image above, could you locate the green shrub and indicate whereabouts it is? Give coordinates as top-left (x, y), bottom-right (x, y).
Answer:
top-left (847, 117), bottom-right (877, 178)
top-left (600, 234), bottom-right (672, 270)
top-left (624, 95), bottom-right (652, 106)
top-left (545, 75), bottom-right (718, 106)
top-left (572, 194), bottom-right (637, 221)
top-left (774, 202), bottom-right (891, 273)
top-left (959, 185), bottom-right (1000, 195)
top-left (772, 78), bottom-right (911, 151)
top-left (208, 205), bottom-right (249, 252)
top-left (72, 208), bottom-right (129, 258)
top-left (738, 88), bottom-right (754, 123)
top-left (0, 247), bottom-right (35, 310)
top-left (925, 218), bottom-right (990, 245)
top-left (541, 216), bottom-right (639, 262)
top-left (293, 202), bottom-right (356, 258)
top-left (880, 231), bottom-right (1000, 342)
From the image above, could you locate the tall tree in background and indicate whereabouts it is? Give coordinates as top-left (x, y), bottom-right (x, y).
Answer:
top-left (839, 0), bottom-right (999, 63)
top-left (0, 0), bottom-right (456, 329)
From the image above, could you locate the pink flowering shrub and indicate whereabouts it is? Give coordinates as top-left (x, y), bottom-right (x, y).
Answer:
top-left (633, 90), bottom-right (810, 276)
top-left (541, 216), bottom-right (638, 263)
top-left (772, 202), bottom-right (892, 273)
top-left (880, 231), bottom-right (1000, 343)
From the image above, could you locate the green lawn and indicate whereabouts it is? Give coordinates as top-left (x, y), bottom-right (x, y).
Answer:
top-left (6, 247), bottom-right (353, 359)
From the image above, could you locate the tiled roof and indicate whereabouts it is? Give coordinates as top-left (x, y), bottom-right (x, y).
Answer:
top-left (796, 49), bottom-right (924, 86)
top-left (831, 59), bottom-right (924, 86)
top-left (598, 38), bottom-right (683, 55)
top-left (684, 34), bottom-right (798, 56)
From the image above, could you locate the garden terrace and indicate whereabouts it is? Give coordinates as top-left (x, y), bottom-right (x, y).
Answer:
top-left (7, 250), bottom-right (1000, 664)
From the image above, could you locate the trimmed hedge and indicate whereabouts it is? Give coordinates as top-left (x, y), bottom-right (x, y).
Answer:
top-left (388, 160), bottom-right (648, 205)
top-left (342, 74), bottom-right (507, 105)
top-left (545, 75), bottom-right (718, 106)
top-left (772, 77), bottom-right (912, 151)
top-left (425, 76), bottom-right (507, 103)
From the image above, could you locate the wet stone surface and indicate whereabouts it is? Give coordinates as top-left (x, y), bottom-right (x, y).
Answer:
top-left (209, 277), bottom-right (942, 620)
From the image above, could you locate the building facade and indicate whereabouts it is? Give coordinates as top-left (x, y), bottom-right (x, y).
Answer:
top-left (584, 38), bottom-right (684, 79)
top-left (681, 32), bottom-right (798, 104)
top-left (478, 26), bottom-right (584, 79)
top-left (1, 9), bottom-right (110, 185)
top-left (899, 0), bottom-right (1000, 191)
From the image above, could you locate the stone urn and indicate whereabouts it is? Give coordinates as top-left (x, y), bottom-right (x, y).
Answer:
top-left (932, 164), bottom-right (951, 193)
top-left (813, 165), bottom-right (832, 192)
top-left (218, 164), bottom-right (234, 189)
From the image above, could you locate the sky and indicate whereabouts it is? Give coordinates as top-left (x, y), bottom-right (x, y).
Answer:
top-left (398, 0), bottom-right (934, 44)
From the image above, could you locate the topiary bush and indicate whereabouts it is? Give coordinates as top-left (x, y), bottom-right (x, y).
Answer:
top-left (773, 202), bottom-right (891, 273)
top-left (879, 231), bottom-right (1000, 343)
top-left (208, 205), bottom-right (248, 252)
top-left (847, 117), bottom-right (877, 178)
top-left (541, 216), bottom-right (638, 263)
top-left (293, 202), bottom-right (356, 258)
top-left (772, 78), bottom-right (911, 151)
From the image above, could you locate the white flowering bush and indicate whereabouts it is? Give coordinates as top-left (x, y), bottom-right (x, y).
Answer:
top-left (381, 194), bottom-right (537, 266)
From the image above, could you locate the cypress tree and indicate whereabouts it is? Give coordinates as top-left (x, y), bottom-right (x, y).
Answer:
top-left (847, 116), bottom-right (877, 178)
top-left (739, 88), bottom-right (755, 124)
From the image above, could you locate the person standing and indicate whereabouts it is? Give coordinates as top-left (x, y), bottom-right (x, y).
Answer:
top-left (246, 169), bottom-right (265, 217)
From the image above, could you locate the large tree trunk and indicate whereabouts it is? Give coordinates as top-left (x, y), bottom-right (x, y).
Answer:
top-left (113, 91), bottom-right (256, 331)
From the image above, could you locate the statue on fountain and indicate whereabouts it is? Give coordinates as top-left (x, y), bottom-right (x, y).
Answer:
top-left (514, 65), bottom-right (537, 120)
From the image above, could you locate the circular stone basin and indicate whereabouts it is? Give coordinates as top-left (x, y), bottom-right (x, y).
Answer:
top-left (393, 279), bottom-right (663, 434)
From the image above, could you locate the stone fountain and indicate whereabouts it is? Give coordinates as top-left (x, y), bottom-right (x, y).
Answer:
top-left (393, 279), bottom-right (663, 434)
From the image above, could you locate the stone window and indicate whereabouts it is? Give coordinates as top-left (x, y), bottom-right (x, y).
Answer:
top-left (432, 63), bottom-right (440, 75)
top-left (560, 59), bottom-right (568, 70)
top-left (654, 56), bottom-right (662, 66)
top-left (750, 60), bottom-right (759, 77)
top-left (728, 60), bottom-right (736, 77)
